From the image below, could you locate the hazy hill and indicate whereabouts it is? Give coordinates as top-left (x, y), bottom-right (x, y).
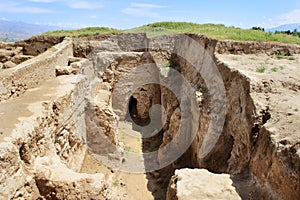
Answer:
top-left (267, 23), bottom-right (300, 32)
top-left (0, 19), bottom-right (60, 41)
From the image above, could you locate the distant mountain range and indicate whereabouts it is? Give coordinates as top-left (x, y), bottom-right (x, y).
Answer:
top-left (266, 23), bottom-right (300, 32)
top-left (0, 19), bottom-right (61, 42)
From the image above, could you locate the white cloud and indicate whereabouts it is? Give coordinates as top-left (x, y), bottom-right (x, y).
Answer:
top-left (277, 9), bottom-right (300, 24)
top-left (1, 17), bottom-right (9, 21)
top-left (67, 1), bottom-right (103, 9)
top-left (89, 15), bottom-right (98, 19)
top-left (35, 21), bottom-right (109, 29)
top-left (0, 2), bottom-right (51, 13)
top-left (122, 8), bottom-right (160, 18)
top-left (29, 0), bottom-right (58, 2)
top-left (122, 2), bottom-right (166, 18)
top-left (130, 3), bottom-right (167, 9)
top-left (262, 9), bottom-right (300, 28)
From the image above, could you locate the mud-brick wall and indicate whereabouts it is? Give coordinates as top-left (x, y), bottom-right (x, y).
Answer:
top-left (0, 76), bottom-right (89, 199)
top-left (0, 37), bottom-right (73, 102)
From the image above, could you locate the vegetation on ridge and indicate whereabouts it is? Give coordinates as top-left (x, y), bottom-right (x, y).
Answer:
top-left (43, 22), bottom-right (300, 45)
top-left (43, 27), bottom-right (120, 37)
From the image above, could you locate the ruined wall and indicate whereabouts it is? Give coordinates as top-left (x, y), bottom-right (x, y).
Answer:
top-left (151, 34), bottom-right (299, 199)
top-left (94, 51), bottom-right (160, 120)
top-left (0, 75), bottom-right (102, 199)
top-left (73, 33), bottom-right (148, 58)
top-left (250, 127), bottom-right (300, 199)
top-left (0, 42), bottom-right (33, 67)
top-left (0, 37), bottom-right (73, 102)
top-left (16, 35), bottom-right (64, 56)
top-left (0, 37), bottom-right (116, 199)
top-left (152, 34), bottom-right (254, 174)
top-left (216, 40), bottom-right (300, 55)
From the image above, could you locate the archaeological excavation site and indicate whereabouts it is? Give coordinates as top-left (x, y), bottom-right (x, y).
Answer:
top-left (0, 33), bottom-right (299, 200)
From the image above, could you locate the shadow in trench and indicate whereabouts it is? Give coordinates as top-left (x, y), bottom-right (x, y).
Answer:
top-left (127, 95), bottom-right (169, 199)
top-left (127, 95), bottom-right (193, 200)
top-left (230, 171), bottom-right (261, 200)
top-left (142, 132), bottom-right (171, 200)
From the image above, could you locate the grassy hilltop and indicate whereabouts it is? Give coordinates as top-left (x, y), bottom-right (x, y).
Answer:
top-left (44, 22), bottom-right (300, 45)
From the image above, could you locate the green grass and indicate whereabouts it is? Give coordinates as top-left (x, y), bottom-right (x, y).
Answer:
top-left (271, 67), bottom-right (279, 72)
top-left (276, 51), bottom-right (297, 60)
top-left (287, 56), bottom-right (297, 60)
top-left (124, 146), bottom-right (132, 152)
top-left (127, 22), bottom-right (300, 44)
top-left (43, 27), bottom-right (120, 37)
top-left (277, 55), bottom-right (297, 60)
top-left (256, 66), bottom-right (267, 73)
top-left (43, 22), bottom-right (300, 45)
top-left (163, 61), bottom-right (172, 68)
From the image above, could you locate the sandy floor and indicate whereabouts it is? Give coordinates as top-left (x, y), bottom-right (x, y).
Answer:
top-left (80, 121), bottom-right (159, 200)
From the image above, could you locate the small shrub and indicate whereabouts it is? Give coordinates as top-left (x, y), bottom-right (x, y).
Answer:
top-left (294, 108), bottom-right (299, 112)
top-left (276, 51), bottom-right (297, 60)
top-left (163, 61), bottom-right (172, 68)
top-left (277, 54), bottom-right (284, 59)
top-left (124, 146), bottom-right (132, 152)
top-left (256, 66), bottom-right (266, 73)
top-left (271, 67), bottom-right (279, 72)
top-left (0, 131), bottom-right (3, 135)
top-left (287, 56), bottom-right (296, 60)
top-left (276, 51), bottom-right (288, 59)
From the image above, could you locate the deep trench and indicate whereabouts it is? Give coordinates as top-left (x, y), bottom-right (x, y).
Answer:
top-left (128, 94), bottom-right (167, 199)
top-left (77, 36), bottom-right (267, 199)
top-left (82, 51), bottom-right (244, 199)
top-left (124, 80), bottom-right (196, 200)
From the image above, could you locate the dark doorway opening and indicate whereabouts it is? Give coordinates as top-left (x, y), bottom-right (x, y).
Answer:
top-left (128, 96), bottom-right (138, 119)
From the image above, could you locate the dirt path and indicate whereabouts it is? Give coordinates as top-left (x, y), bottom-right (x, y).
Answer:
top-left (0, 76), bottom-right (79, 142)
top-left (80, 121), bottom-right (158, 200)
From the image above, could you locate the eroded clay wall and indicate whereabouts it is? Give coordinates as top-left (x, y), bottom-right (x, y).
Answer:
top-left (216, 40), bottom-right (300, 55)
top-left (152, 34), bottom-right (299, 199)
top-left (0, 37), bottom-right (73, 102)
top-left (0, 75), bottom-right (92, 199)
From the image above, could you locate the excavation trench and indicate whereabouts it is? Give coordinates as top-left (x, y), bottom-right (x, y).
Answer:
top-left (81, 83), bottom-right (177, 200)
top-left (72, 33), bottom-right (299, 200)
top-left (79, 44), bottom-right (246, 199)
top-left (1, 34), bottom-right (299, 200)
top-left (76, 34), bottom-right (299, 200)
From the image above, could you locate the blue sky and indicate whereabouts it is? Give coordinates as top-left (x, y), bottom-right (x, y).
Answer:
top-left (1, 0), bottom-right (300, 29)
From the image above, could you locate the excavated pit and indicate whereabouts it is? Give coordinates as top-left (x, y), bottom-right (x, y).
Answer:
top-left (0, 33), bottom-right (299, 200)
